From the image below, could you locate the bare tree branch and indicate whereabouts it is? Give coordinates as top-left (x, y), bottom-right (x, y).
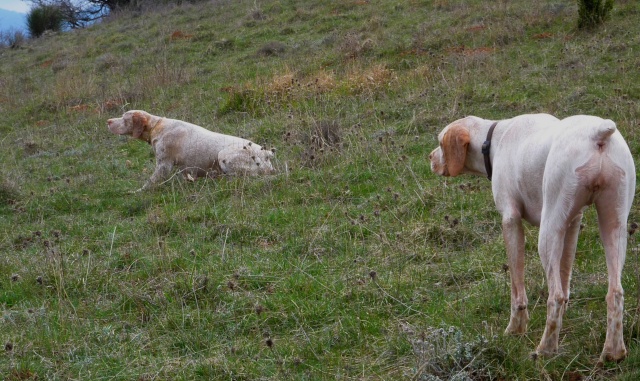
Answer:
top-left (26, 0), bottom-right (128, 28)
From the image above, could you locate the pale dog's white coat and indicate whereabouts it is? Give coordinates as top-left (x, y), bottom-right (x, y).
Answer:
top-left (107, 110), bottom-right (274, 191)
top-left (430, 113), bottom-right (635, 362)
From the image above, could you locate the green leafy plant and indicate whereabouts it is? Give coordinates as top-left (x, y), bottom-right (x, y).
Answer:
top-left (577, 0), bottom-right (614, 29)
top-left (26, 4), bottom-right (64, 38)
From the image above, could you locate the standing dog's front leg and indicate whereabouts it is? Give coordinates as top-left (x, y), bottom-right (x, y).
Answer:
top-left (502, 213), bottom-right (529, 334)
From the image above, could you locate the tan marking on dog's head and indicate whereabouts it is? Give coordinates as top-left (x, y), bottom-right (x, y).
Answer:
top-left (108, 110), bottom-right (152, 139)
top-left (430, 121), bottom-right (470, 177)
top-left (131, 111), bottom-right (149, 139)
top-left (441, 122), bottom-right (470, 176)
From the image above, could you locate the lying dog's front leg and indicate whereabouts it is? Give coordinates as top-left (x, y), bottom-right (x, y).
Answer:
top-left (502, 214), bottom-right (529, 335)
top-left (135, 160), bottom-right (173, 192)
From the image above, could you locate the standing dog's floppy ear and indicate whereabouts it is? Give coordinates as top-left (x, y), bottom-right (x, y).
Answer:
top-left (131, 111), bottom-right (148, 139)
top-left (442, 123), bottom-right (470, 176)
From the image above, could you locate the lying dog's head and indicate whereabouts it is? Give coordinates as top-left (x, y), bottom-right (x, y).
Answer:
top-left (429, 119), bottom-right (471, 177)
top-left (107, 110), bottom-right (154, 141)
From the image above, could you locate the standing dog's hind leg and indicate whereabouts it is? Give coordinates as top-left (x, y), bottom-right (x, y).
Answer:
top-left (596, 195), bottom-right (629, 363)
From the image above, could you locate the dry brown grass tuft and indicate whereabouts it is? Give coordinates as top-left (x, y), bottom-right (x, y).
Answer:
top-left (311, 70), bottom-right (337, 93)
top-left (169, 30), bottom-right (194, 41)
top-left (264, 70), bottom-right (296, 96)
top-left (263, 68), bottom-right (337, 97)
top-left (222, 64), bottom-right (396, 113)
top-left (338, 32), bottom-right (375, 59)
top-left (257, 41), bottom-right (287, 57)
top-left (446, 46), bottom-right (496, 57)
top-left (345, 64), bottom-right (397, 94)
top-left (0, 177), bottom-right (19, 206)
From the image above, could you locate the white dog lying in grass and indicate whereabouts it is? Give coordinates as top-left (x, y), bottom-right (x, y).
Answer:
top-left (107, 110), bottom-right (275, 191)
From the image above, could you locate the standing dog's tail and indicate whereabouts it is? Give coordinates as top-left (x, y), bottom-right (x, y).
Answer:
top-left (591, 119), bottom-right (616, 148)
top-left (574, 118), bottom-right (624, 195)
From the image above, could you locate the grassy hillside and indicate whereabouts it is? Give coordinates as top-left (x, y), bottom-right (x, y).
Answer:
top-left (1, 0), bottom-right (639, 379)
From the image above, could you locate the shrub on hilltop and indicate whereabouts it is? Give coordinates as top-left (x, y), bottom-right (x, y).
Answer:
top-left (26, 4), bottom-right (64, 37)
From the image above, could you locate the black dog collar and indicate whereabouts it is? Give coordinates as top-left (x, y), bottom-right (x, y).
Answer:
top-left (482, 122), bottom-right (498, 180)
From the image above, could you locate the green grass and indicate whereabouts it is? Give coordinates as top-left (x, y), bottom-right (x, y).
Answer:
top-left (1, 0), bottom-right (640, 379)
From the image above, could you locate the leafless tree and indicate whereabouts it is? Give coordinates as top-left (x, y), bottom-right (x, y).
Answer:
top-left (26, 0), bottom-right (130, 28)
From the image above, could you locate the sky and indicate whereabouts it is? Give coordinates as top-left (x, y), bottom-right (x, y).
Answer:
top-left (0, 0), bottom-right (30, 13)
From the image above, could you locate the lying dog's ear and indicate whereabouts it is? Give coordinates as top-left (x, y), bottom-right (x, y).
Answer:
top-left (131, 112), bottom-right (148, 139)
top-left (442, 123), bottom-right (470, 176)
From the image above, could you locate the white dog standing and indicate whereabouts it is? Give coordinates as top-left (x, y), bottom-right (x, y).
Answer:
top-left (429, 114), bottom-right (635, 362)
top-left (107, 110), bottom-right (275, 191)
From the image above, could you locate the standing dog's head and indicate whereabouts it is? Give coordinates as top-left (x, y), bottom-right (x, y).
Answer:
top-left (107, 110), bottom-right (155, 142)
top-left (429, 119), bottom-right (471, 177)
